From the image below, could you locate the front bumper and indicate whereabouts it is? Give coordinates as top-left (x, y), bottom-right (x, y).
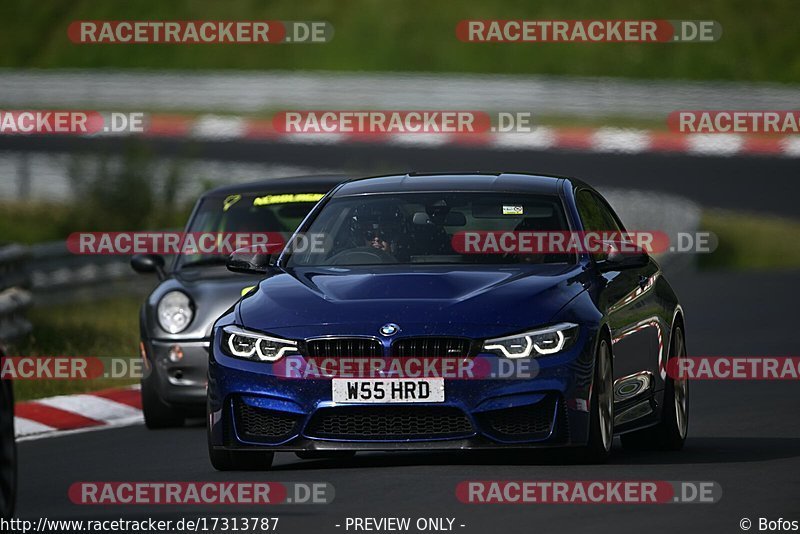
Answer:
top-left (142, 339), bottom-right (209, 408)
top-left (208, 327), bottom-right (599, 451)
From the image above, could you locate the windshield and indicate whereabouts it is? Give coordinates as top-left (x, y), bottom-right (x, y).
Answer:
top-left (177, 192), bottom-right (325, 269)
top-left (285, 192), bottom-right (574, 267)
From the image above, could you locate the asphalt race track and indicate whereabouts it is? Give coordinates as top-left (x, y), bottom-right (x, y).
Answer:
top-left (5, 134), bottom-right (800, 216)
top-left (14, 147), bottom-right (800, 534)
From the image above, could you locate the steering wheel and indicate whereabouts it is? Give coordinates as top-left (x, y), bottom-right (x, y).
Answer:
top-left (327, 246), bottom-right (396, 265)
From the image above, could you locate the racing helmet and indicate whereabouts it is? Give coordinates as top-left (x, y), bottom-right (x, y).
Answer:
top-left (349, 199), bottom-right (407, 252)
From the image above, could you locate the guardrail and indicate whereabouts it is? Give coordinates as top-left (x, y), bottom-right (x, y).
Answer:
top-left (1, 240), bottom-right (151, 317)
top-left (2, 69), bottom-right (798, 118)
top-left (25, 241), bottom-right (156, 305)
top-left (27, 241), bottom-right (136, 293)
top-left (0, 244), bottom-right (32, 344)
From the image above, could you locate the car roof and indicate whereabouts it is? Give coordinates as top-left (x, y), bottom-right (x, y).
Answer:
top-left (203, 174), bottom-right (349, 197)
top-left (332, 172), bottom-right (579, 196)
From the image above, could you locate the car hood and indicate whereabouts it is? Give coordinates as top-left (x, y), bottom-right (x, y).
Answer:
top-left (238, 264), bottom-right (587, 338)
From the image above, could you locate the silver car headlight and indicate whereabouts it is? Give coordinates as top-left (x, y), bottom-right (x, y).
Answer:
top-left (221, 325), bottom-right (299, 362)
top-left (157, 291), bottom-right (194, 334)
top-left (482, 323), bottom-right (579, 358)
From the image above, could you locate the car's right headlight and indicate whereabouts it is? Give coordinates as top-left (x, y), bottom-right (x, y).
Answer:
top-left (221, 325), bottom-right (299, 362)
top-left (482, 323), bottom-right (579, 358)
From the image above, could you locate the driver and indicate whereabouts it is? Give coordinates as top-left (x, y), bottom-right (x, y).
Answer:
top-left (349, 200), bottom-right (406, 258)
top-left (363, 223), bottom-right (396, 252)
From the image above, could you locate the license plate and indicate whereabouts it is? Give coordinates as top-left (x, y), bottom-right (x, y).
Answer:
top-left (332, 378), bottom-right (445, 403)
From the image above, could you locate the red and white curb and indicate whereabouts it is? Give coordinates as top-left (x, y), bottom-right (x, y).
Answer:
top-left (14, 385), bottom-right (142, 441)
top-left (138, 115), bottom-right (800, 158)
top-left (12, 113), bottom-right (799, 158)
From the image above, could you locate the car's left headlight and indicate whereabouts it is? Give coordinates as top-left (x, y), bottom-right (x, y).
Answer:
top-left (482, 323), bottom-right (579, 358)
top-left (157, 291), bottom-right (194, 334)
top-left (221, 325), bottom-right (299, 362)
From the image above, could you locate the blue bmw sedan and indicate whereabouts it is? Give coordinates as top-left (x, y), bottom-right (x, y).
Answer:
top-left (207, 173), bottom-right (688, 469)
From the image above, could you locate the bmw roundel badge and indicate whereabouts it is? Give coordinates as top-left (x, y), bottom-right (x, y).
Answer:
top-left (379, 323), bottom-right (400, 336)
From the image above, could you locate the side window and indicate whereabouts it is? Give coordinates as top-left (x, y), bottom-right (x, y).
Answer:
top-left (577, 190), bottom-right (622, 233)
top-left (595, 197), bottom-right (623, 233)
top-left (576, 190), bottom-right (606, 232)
top-left (577, 190), bottom-right (627, 261)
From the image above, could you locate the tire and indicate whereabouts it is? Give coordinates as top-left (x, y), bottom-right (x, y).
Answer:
top-left (575, 336), bottom-right (614, 464)
top-left (208, 432), bottom-right (274, 471)
top-left (0, 377), bottom-right (17, 520)
top-left (621, 325), bottom-right (689, 451)
top-left (295, 451), bottom-right (356, 460)
top-left (141, 376), bottom-right (185, 429)
top-left (206, 401), bottom-right (273, 470)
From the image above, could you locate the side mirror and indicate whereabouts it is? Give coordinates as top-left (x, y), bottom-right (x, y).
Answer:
top-left (131, 254), bottom-right (166, 280)
top-left (596, 241), bottom-right (650, 272)
top-left (227, 247), bottom-right (273, 275)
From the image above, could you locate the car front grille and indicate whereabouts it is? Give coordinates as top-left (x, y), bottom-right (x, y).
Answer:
top-left (478, 396), bottom-right (558, 440)
top-left (234, 399), bottom-right (301, 442)
top-left (392, 337), bottom-right (473, 358)
top-left (305, 338), bottom-right (383, 358)
top-left (305, 406), bottom-right (474, 440)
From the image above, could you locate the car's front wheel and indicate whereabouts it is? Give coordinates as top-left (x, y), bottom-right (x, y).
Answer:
top-left (206, 401), bottom-right (274, 471)
top-left (575, 336), bottom-right (614, 464)
top-left (141, 376), bottom-right (185, 429)
top-left (621, 325), bottom-right (689, 451)
top-left (209, 447), bottom-right (275, 471)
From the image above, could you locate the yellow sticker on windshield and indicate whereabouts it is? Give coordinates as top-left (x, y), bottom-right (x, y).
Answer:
top-left (223, 194), bottom-right (242, 212)
top-left (253, 193), bottom-right (325, 206)
top-left (502, 205), bottom-right (524, 215)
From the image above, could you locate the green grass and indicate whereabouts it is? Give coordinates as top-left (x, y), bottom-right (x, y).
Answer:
top-left (0, 202), bottom-right (74, 244)
top-left (0, 199), bottom-right (192, 245)
top-left (699, 210), bottom-right (800, 270)
top-left (0, 0), bottom-right (798, 83)
top-left (12, 296), bottom-right (141, 401)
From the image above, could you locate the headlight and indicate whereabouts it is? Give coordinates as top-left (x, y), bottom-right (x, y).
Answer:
top-left (482, 323), bottom-right (579, 358)
top-left (157, 291), bottom-right (194, 334)
top-left (221, 325), bottom-right (299, 362)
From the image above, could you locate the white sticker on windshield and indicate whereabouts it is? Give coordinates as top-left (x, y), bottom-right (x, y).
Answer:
top-left (502, 205), bottom-right (524, 215)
